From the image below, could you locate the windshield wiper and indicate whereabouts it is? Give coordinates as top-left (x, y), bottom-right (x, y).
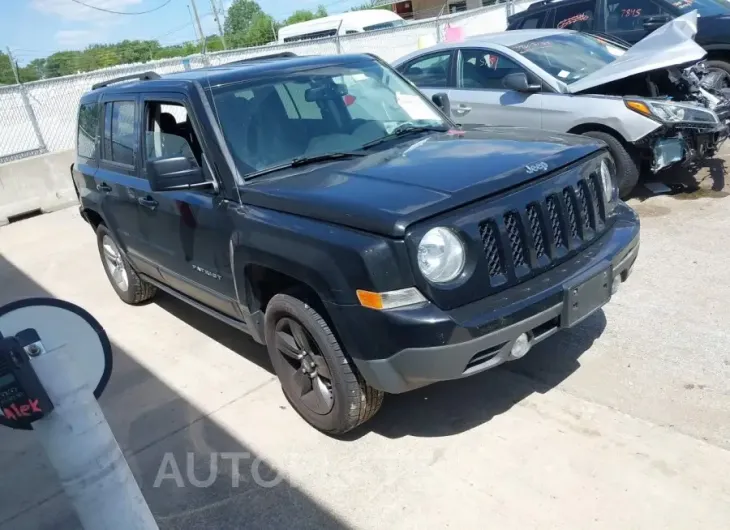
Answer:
top-left (361, 123), bottom-right (450, 150)
top-left (244, 151), bottom-right (367, 180)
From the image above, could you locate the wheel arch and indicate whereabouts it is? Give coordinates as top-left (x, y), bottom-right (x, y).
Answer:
top-left (703, 46), bottom-right (730, 60)
top-left (567, 122), bottom-right (630, 144)
top-left (241, 263), bottom-right (328, 316)
top-left (82, 207), bottom-right (105, 230)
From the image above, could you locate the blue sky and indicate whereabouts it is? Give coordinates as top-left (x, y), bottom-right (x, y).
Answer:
top-left (1, 0), bottom-right (364, 64)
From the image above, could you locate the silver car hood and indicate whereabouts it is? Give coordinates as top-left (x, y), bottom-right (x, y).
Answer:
top-left (568, 11), bottom-right (705, 94)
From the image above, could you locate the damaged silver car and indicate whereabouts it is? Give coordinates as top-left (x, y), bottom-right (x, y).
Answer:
top-left (394, 11), bottom-right (730, 197)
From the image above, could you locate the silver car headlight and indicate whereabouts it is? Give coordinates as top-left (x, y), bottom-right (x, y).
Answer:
top-left (417, 227), bottom-right (466, 284)
top-left (599, 157), bottom-right (618, 210)
top-left (625, 98), bottom-right (719, 125)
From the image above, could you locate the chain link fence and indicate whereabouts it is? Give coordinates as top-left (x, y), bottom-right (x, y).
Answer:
top-left (0, 1), bottom-right (534, 162)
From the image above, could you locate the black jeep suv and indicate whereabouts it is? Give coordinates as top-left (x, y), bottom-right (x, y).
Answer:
top-left (508, 0), bottom-right (730, 79)
top-left (71, 53), bottom-right (640, 434)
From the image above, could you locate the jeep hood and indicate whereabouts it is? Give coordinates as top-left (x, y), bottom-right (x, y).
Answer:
top-left (568, 11), bottom-right (705, 94)
top-left (242, 128), bottom-right (602, 237)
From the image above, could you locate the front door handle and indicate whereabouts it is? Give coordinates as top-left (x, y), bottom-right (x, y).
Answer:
top-left (138, 197), bottom-right (159, 210)
top-left (453, 105), bottom-right (472, 116)
top-left (96, 183), bottom-right (112, 193)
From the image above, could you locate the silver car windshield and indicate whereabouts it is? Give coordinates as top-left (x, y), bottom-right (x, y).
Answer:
top-left (206, 59), bottom-right (446, 175)
top-left (510, 33), bottom-right (627, 84)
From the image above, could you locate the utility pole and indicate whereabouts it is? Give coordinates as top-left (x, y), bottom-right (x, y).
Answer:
top-left (188, 1), bottom-right (207, 53)
top-left (209, 0), bottom-right (227, 49)
top-left (187, 4), bottom-right (201, 42)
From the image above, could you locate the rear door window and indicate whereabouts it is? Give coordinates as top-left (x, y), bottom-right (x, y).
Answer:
top-left (554, 1), bottom-right (596, 31)
top-left (102, 100), bottom-right (136, 167)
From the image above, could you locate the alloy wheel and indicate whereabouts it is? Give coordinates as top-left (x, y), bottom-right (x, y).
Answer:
top-left (274, 317), bottom-right (334, 415)
top-left (102, 235), bottom-right (129, 292)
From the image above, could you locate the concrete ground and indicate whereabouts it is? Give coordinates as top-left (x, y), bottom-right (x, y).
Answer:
top-left (1, 148), bottom-right (730, 529)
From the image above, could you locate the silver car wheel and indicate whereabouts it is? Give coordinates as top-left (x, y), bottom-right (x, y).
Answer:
top-left (102, 235), bottom-right (129, 292)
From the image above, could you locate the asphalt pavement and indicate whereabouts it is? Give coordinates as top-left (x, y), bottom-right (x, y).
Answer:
top-left (1, 148), bottom-right (729, 529)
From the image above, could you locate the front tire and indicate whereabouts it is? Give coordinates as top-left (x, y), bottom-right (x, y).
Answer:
top-left (264, 294), bottom-right (384, 435)
top-left (96, 224), bottom-right (157, 305)
top-left (581, 130), bottom-right (640, 199)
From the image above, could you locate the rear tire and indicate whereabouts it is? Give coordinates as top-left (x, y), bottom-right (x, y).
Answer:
top-left (264, 293), bottom-right (384, 435)
top-left (581, 130), bottom-right (640, 199)
top-left (96, 224), bottom-right (157, 305)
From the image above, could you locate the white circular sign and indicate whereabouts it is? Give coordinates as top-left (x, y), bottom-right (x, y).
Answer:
top-left (0, 298), bottom-right (112, 430)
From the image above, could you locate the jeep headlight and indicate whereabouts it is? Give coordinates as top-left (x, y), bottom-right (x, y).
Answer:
top-left (625, 99), bottom-right (718, 125)
top-left (600, 157), bottom-right (618, 209)
top-left (417, 227), bottom-right (466, 284)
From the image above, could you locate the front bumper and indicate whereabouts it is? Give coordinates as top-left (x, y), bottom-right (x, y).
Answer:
top-left (646, 121), bottom-right (728, 172)
top-left (327, 205), bottom-right (639, 394)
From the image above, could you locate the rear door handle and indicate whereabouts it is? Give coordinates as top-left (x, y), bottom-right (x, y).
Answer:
top-left (96, 183), bottom-right (112, 193)
top-left (138, 197), bottom-right (159, 210)
top-left (453, 105), bottom-right (472, 116)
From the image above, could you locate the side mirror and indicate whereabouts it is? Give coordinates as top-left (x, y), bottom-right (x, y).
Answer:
top-left (146, 157), bottom-right (209, 192)
top-left (432, 92), bottom-right (451, 115)
top-left (643, 14), bottom-right (672, 32)
top-left (503, 72), bottom-right (541, 93)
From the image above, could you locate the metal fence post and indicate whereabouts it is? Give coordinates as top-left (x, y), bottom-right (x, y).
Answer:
top-left (335, 20), bottom-right (344, 54)
top-left (435, 3), bottom-right (448, 43)
top-left (7, 48), bottom-right (47, 153)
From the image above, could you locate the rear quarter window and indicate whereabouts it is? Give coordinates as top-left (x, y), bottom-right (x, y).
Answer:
top-left (510, 11), bottom-right (549, 29)
top-left (77, 101), bottom-right (100, 160)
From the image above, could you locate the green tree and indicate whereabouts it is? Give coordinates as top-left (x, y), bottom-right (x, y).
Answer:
top-left (0, 0), bottom-right (285, 82)
top-left (0, 52), bottom-right (15, 85)
top-left (44, 51), bottom-right (82, 78)
top-left (351, 0), bottom-right (391, 10)
top-left (285, 9), bottom-right (318, 25)
top-left (204, 35), bottom-right (225, 53)
top-left (228, 13), bottom-right (278, 47)
top-left (24, 58), bottom-right (47, 81)
top-left (18, 64), bottom-right (41, 82)
top-left (283, 5), bottom-right (328, 25)
top-left (224, 0), bottom-right (264, 36)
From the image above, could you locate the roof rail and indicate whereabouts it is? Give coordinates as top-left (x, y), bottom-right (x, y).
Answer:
top-left (526, 0), bottom-right (558, 10)
top-left (223, 52), bottom-right (299, 65)
top-left (92, 71), bottom-right (161, 91)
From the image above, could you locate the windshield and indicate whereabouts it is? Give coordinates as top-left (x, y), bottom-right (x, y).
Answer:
top-left (671, 0), bottom-right (730, 15)
top-left (207, 59), bottom-right (446, 175)
top-left (510, 33), bottom-right (627, 84)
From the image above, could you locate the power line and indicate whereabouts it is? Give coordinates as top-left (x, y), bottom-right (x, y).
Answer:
top-left (68, 0), bottom-right (174, 15)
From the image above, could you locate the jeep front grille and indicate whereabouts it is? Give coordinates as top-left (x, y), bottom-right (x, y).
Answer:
top-left (478, 220), bottom-right (504, 277)
top-left (504, 212), bottom-right (527, 268)
top-left (478, 173), bottom-right (606, 283)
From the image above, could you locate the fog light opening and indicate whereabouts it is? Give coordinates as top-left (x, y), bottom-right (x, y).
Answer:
top-left (510, 333), bottom-right (531, 359)
top-left (612, 275), bottom-right (622, 295)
